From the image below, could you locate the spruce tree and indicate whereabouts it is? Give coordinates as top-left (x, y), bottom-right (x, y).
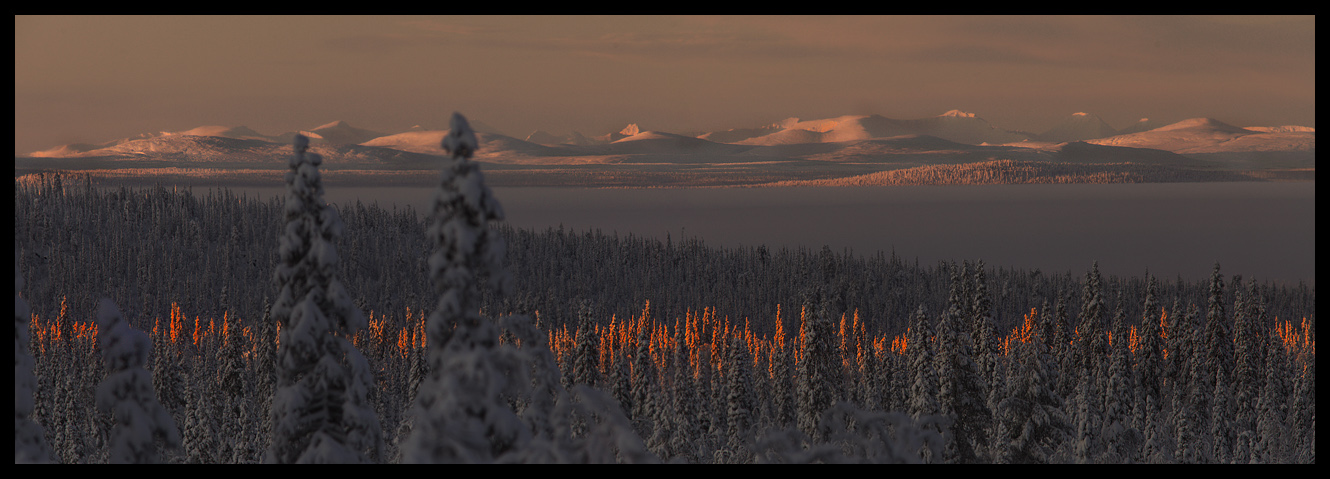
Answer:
top-left (719, 334), bottom-right (754, 463)
top-left (795, 288), bottom-right (838, 442)
top-left (936, 264), bottom-right (991, 463)
top-left (1232, 278), bottom-right (1265, 451)
top-left (571, 300), bottom-right (599, 388)
top-left (1099, 296), bottom-right (1141, 463)
top-left (669, 323), bottom-right (700, 463)
top-left (266, 134), bottom-right (379, 463)
top-left (630, 312), bottom-right (656, 436)
top-left (969, 260), bottom-right (999, 417)
top-left (994, 328), bottom-right (1068, 463)
top-left (1253, 331), bottom-right (1288, 463)
top-left (1135, 273), bottom-right (1164, 436)
top-left (770, 306), bottom-right (794, 428)
top-left (1203, 264), bottom-right (1234, 462)
top-left (907, 305), bottom-right (939, 424)
top-left (402, 113), bottom-right (529, 463)
top-left (94, 298), bottom-right (182, 464)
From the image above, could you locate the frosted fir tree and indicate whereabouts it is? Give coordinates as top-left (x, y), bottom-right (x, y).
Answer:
top-left (907, 305), bottom-right (940, 431)
top-left (769, 306), bottom-right (794, 428)
top-left (1099, 297), bottom-right (1142, 463)
top-left (1134, 274), bottom-right (1165, 432)
top-left (795, 289), bottom-right (837, 441)
top-left (630, 311), bottom-right (656, 435)
top-left (994, 329), bottom-right (1068, 463)
top-left (968, 260), bottom-right (999, 415)
top-left (1203, 264), bottom-right (1234, 462)
top-left (402, 112), bottom-right (530, 463)
top-left (936, 264), bottom-right (991, 463)
top-left (15, 249), bottom-right (57, 463)
top-left (1175, 303), bottom-right (1212, 464)
top-left (570, 300), bottom-right (600, 388)
top-left (1232, 279), bottom-right (1265, 451)
top-left (719, 335), bottom-right (755, 463)
top-left (182, 383), bottom-right (216, 464)
top-left (94, 298), bottom-right (182, 464)
top-left (669, 324), bottom-right (701, 463)
top-left (1252, 331), bottom-right (1288, 463)
top-left (266, 134), bottom-right (381, 463)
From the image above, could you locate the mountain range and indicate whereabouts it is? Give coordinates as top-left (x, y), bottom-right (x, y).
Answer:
top-left (22, 110), bottom-right (1314, 174)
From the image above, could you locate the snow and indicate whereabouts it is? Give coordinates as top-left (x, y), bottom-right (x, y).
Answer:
top-left (1086, 117), bottom-right (1314, 154)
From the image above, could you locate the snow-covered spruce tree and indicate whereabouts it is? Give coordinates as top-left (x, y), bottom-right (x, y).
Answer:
top-left (1174, 302), bottom-right (1210, 463)
top-left (968, 260), bottom-right (999, 417)
top-left (994, 327), bottom-right (1069, 463)
top-left (1099, 296), bottom-right (1142, 463)
top-left (571, 300), bottom-right (600, 388)
top-left (767, 307), bottom-right (792, 427)
top-left (266, 134), bottom-right (381, 463)
top-left (1232, 278), bottom-right (1265, 457)
top-left (251, 297), bottom-right (276, 462)
top-left (1252, 329), bottom-right (1288, 463)
top-left (936, 264), bottom-right (991, 463)
top-left (907, 304), bottom-right (941, 462)
top-left (669, 323), bottom-right (701, 463)
top-left (15, 249), bottom-right (57, 463)
top-left (1203, 263), bottom-right (1234, 463)
top-left (94, 298), bottom-right (182, 464)
top-left (795, 288), bottom-right (837, 441)
top-left (630, 311), bottom-right (657, 438)
top-left (719, 334), bottom-right (755, 463)
top-left (1134, 274), bottom-right (1164, 433)
top-left (182, 381), bottom-right (216, 464)
top-left (401, 112), bottom-right (529, 463)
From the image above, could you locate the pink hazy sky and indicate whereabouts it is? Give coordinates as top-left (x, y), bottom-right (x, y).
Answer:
top-left (14, 15), bottom-right (1315, 156)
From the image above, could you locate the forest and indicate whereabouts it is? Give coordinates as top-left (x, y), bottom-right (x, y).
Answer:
top-left (14, 125), bottom-right (1316, 463)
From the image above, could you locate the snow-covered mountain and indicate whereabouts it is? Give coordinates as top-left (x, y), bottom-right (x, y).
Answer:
top-left (1036, 112), bottom-right (1119, 143)
top-left (1086, 118), bottom-right (1315, 154)
top-left (723, 110), bottom-right (1033, 146)
top-left (23, 112), bottom-right (1313, 172)
top-left (297, 120), bottom-right (386, 145)
top-left (1115, 118), bottom-right (1165, 135)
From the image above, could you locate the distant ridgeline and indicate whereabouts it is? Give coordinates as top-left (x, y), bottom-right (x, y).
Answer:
top-left (14, 171), bottom-right (1317, 463)
top-left (760, 160), bottom-right (1289, 187)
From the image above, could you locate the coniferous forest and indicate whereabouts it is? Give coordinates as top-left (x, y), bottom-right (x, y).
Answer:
top-left (14, 115), bottom-right (1315, 464)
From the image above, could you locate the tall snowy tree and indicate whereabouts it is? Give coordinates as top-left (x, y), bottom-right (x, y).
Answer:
top-left (402, 112), bottom-right (530, 463)
top-left (15, 249), bottom-right (56, 463)
top-left (936, 264), bottom-right (991, 463)
top-left (769, 306), bottom-right (794, 429)
top-left (993, 328), bottom-right (1068, 463)
top-left (669, 322), bottom-right (700, 463)
top-left (94, 298), bottom-right (182, 464)
top-left (630, 312), bottom-right (656, 436)
top-left (1176, 302), bottom-right (1212, 463)
top-left (907, 305), bottom-right (939, 424)
top-left (795, 288), bottom-right (838, 441)
top-left (1203, 264), bottom-right (1234, 463)
top-left (969, 260), bottom-right (999, 417)
top-left (718, 334), bottom-right (755, 463)
top-left (1134, 273), bottom-right (1164, 433)
top-left (266, 134), bottom-right (380, 463)
top-left (1231, 278), bottom-right (1265, 455)
top-left (1099, 295), bottom-right (1141, 463)
top-left (1252, 330), bottom-right (1288, 463)
top-left (570, 300), bottom-right (599, 388)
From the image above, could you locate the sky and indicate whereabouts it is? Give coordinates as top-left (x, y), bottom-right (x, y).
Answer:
top-left (14, 15), bottom-right (1316, 156)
